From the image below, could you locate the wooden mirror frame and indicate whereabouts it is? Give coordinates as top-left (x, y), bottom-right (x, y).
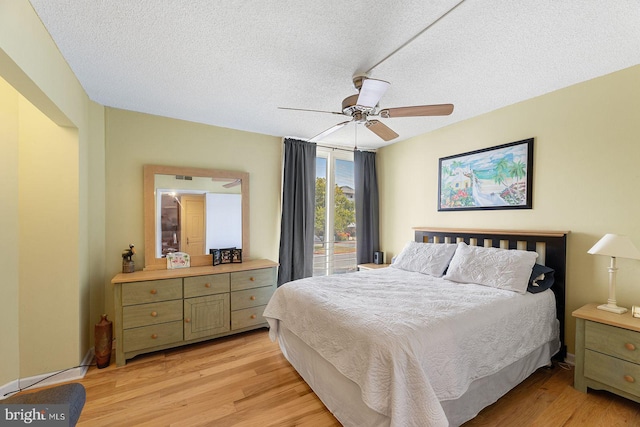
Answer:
top-left (143, 164), bottom-right (250, 270)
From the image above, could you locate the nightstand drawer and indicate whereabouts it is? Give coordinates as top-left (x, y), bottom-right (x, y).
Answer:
top-left (231, 305), bottom-right (267, 330)
top-left (586, 321), bottom-right (640, 364)
top-left (585, 349), bottom-right (640, 397)
top-left (231, 285), bottom-right (275, 311)
top-left (123, 300), bottom-right (183, 329)
top-left (231, 268), bottom-right (275, 291)
top-left (184, 274), bottom-right (230, 298)
top-left (123, 321), bottom-right (183, 352)
top-left (122, 278), bottom-right (182, 305)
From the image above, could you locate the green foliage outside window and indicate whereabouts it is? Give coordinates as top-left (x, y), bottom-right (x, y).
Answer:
top-left (315, 177), bottom-right (355, 242)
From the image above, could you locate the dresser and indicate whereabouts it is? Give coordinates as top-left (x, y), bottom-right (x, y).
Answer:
top-left (573, 303), bottom-right (640, 403)
top-left (111, 259), bottom-right (277, 366)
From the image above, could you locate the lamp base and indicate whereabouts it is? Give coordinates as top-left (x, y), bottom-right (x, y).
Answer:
top-left (597, 303), bottom-right (628, 314)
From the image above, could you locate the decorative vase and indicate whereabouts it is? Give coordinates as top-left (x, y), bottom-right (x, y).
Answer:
top-left (95, 314), bottom-right (113, 369)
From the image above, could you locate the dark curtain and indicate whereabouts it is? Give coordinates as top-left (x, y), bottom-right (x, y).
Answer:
top-left (277, 138), bottom-right (317, 286)
top-left (354, 150), bottom-right (380, 264)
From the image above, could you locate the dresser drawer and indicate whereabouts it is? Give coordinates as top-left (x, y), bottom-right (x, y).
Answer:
top-left (586, 321), bottom-right (640, 364)
top-left (184, 274), bottom-right (230, 298)
top-left (123, 321), bottom-right (183, 352)
top-left (123, 300), bottom-right (183, 329)
top-left (585, 349), bottom-right (640, 397)
top-left (122, 278), bottom-right (182, 305)
top-left (231, 285), bottom-right (275, 311)
top-left (230, 268), bottom-right (275, 291)
top-left (231, 305), bottom-right (267, 330)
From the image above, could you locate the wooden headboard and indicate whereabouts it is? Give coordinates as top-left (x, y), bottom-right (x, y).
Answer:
top-left (414, 227), bottom-right (569, 359)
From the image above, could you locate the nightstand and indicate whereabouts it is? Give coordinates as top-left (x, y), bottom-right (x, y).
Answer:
top-left (357, 263), bottom-right (390, 271)
top-left (573, 303), bottom-right (640, 403)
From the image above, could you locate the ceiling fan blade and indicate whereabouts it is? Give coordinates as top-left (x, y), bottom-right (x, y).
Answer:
top-left (365, 120), bottom-right (399, 141)
top-left (278, 106), bottom-right (344, 116)
top-left (380, 104), bottom-right (454, 118)
top-left (309, 120), bottom-right (352, 142)
top-left (356, 78), bottom-right (390, 108)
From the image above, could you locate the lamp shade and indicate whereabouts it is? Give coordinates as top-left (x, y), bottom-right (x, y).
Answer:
top-left (588, 234), bottom-right (640, 259)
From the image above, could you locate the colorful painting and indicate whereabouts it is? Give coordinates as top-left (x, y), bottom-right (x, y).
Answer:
top-left (438, 138), bottom-right (533, 211)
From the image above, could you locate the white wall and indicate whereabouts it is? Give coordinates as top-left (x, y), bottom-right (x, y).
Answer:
top-left (206, 193), bottom-right (243, 250)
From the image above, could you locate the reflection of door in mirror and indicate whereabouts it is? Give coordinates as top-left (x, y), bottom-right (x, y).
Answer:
top-left (181, 195), bottom-right (206, 254)
top-left (154, 173), bottom-right (243, 258)
top-left (146, 165), bottom-right (249, 270)
top-left (155, 187), bottom-right (243, 258)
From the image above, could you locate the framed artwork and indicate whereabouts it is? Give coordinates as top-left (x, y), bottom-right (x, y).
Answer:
top-left (438, 138), bottom-right (533, 211)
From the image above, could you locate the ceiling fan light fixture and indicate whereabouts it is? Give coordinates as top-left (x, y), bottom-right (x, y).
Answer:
top-left (356, 78), bottom-right (390, 109)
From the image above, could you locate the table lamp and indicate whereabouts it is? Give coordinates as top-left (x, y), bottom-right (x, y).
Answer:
top-left (588, 234), bottom-right (640, 314)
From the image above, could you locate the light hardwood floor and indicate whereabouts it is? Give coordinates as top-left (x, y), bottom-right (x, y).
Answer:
top-left (46, 330), bottom-right (640, 425)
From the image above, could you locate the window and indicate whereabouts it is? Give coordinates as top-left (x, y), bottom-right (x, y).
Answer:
top-left (314, 148), bottom-right (356, 276)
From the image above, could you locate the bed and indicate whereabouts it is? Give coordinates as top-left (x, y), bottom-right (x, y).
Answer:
top-left (264, 228), bottom-right (568, 427)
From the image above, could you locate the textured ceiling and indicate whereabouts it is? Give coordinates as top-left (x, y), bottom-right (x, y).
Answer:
top-left (28, 1), bottom-right (640, 149)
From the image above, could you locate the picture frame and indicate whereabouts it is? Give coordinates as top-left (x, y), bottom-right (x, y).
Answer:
top-left (231, 248), bottom-right (243, 263)
top-left (438, 138), bottom-right (533, 211)
top-left (166, 252), bottom-right (191, 269)
top-left (219, 248), bottom-right (236, 264)
top-left (210, 249), bottom-right (221, 266)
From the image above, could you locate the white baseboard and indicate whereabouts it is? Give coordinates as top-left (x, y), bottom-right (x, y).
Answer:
top-left (564, 352), bottom-right (575, 366)
top-left (0, 348), bottom-right (94, 400)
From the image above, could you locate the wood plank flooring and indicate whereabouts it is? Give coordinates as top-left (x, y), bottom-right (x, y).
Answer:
top-left (42, 329), bottom-right (640, 426)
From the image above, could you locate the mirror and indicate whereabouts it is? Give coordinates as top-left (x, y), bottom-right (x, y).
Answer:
top-left (144, 165), bottom-right (250, 270)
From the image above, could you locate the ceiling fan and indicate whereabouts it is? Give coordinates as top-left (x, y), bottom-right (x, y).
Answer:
top-left (279, 74), bottom-right (454, 143)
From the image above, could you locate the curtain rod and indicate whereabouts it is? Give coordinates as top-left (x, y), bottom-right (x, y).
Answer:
top-left (316, 143), bottom-right (378, 153)
top-left (282, 137), bottom-right (377, 152)
top-left (317, 144), bottom-right (354, 152)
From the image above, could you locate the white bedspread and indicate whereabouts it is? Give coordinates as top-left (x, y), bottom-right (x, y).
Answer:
top-left (264, 268), bottom-right (558, 427)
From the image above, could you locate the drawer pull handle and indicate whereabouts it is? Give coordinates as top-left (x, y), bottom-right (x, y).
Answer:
top-left (624, 375), bottom-right (635, 383)
top-left (250, 296), bottom-right (256, 301)
top-left (205, 283), bottom-right (211, 288)
top-left (250, 277), bottom-right (255, 281)
top-left (185, 318), bottom-right (191, 323)
top-left (625, 343), bottom-right (636, 351)
top-left (151, 334), bottom-right (158, 339)
top-left (250, 314), bottom-right (257, 319)
top-left (151, 311), bottom-right (158, 317)
top-left (150, 289), bottom-right (157, 295)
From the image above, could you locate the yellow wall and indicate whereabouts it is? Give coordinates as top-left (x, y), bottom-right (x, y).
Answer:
top-left (18, 94), bottom-right (80, 375)
top-left (103, 108), bottom-right (282, 320)
top-left (0, 0), bottom-right (105, 383)
top-left (0, 77), bottom-right (20, 385)
top-left (378, 64), bottom-right (640, 354)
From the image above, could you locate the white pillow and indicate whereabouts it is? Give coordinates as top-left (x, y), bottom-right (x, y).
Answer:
top-left (390, 241), bottom-right (458, 277)
top-left (443, 242), bottom-right (538, 294)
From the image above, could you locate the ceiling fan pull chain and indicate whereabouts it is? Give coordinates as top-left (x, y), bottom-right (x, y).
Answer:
top-left (354, 124), bottom-right (358, 151)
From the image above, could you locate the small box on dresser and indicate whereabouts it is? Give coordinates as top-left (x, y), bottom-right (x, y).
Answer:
top-left (573, 303), bottom-right (640, 403)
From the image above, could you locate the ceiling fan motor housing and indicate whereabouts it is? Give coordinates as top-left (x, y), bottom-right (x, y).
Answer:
top-left (342, 94), bottom-right (374, 118)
